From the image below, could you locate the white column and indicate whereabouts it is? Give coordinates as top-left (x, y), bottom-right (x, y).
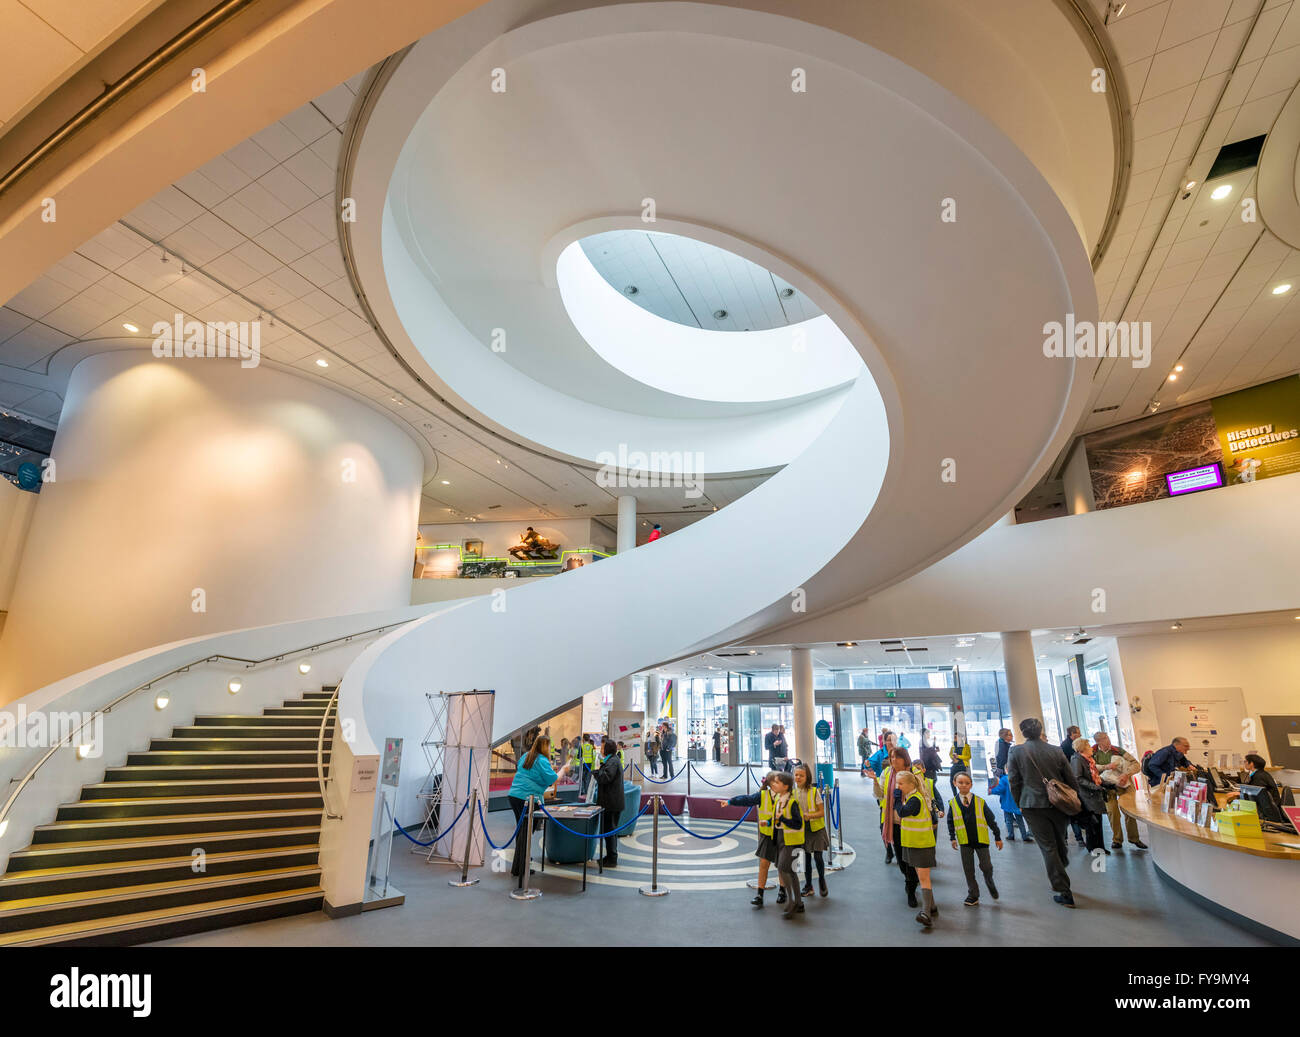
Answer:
top-left (616, 495), bottom-right (637, 553)
top-left (1062, 440), bottom-right (1096, 515)
top-left (646, 674), bottom-right (662, 722)
top-left (791, 647), bottom-right (815, 764)
top-left (1000, 631), bottom-right (1042, 737)
top-left (611, 675), bottom-right (634, 712)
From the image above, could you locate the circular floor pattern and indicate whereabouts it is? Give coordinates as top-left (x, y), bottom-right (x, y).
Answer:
top-left (519, 818), bottom-right (856, 891)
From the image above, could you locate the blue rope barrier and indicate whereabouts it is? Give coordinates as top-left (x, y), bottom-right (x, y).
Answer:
top-left (387, 797), bottom-right (469, 847)
top-left (685, 762), bottom-right (750, 788)
top-left (478, 800), bottom-right (526, 850)
top-left (536, 801), bottom-right (651, 840)
top-left (829, 787), bottom-right (842, 829)
top-left (658, 802), bottom-right (755, 841)
top-left (634, 764), bottom-right (678, 785)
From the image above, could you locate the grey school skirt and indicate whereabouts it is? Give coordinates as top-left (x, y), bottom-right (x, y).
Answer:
top-left (902, 844), bottom-right (937, 868)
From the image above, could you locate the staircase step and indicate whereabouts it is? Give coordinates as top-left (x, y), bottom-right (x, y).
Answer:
top-left (81, 778), bottom-right (320, 799)
top-left (150, 737), bottom-right (329, 751)
top-left (0, 846), bottom-right (319, 900)
top-left (0, 866), bottom-right (321, 934)
top-left (104, 764), bottom-right (319, 781)
top-left (168, 725), bottom-right (324, 740)
top-left (4, 826), bottom-right (321, 871)
top-left (125, 750), bottom-right (328, 766)
top-left (31, 810), bottom-right (323, 844)
top-left (0, 886), bottom-right (324, 946)
top-left (58, 794), bottom-right (323, 821)
top-left (192, 715), bottom-right (329, 727)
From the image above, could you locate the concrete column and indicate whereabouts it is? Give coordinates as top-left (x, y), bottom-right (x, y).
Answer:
top-left (616, 495), bottom-right (637, 553)
top-left (611, 675), bottom-right (634, 712)
top-left (646, 673), bottom-right (662, 723)
top-left (791, 647), bottom-right (816, 764)
top-left (1000, 631), bottom-right (1042, 738)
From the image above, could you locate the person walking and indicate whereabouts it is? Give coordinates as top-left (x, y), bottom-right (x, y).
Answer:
top-left (1092, 732), bottom-right (1146, 850)
top-left (896, 770), bottom-right (939, 927)
top-left (1007, 717), bottom-right (1083, 908)
top-left (948, 733), bottom-right (972, 797)
top-left (1070, 737), bottom-right (1108, 854)
top-left (874, 746), bottom-right (920, 907)
top-left (593, 738), bottom-right (625, 867)
top-left (771, 726), bottom-right (789, 770)
top-left (659, 724), bottom-right (677, 780)
top-left (948, 770), bottom-right (1002, 907)
top-left (857, 729), bottom-right (875, 774)
top-left (721, 772), bottom-right (784, 909)
top-left (919, 732), bottom-right (943, 783)
top-left (792, 762), bottom-right (829, 898)
top-left (988, 769), bottom-right (1032, 843)
top-left (994, 728), bottom-right (1013, 776)
top-left (507, 735), bottom-right (567, 879)
top-left (867, 732), bottom-right (898, 864)
top-left (644, 730), bottom-right (660, 777)
top-left (712, 726), bottom-right (722, 763)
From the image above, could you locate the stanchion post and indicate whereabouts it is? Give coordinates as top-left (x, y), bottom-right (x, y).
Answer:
top-left (449, 787), bottom-right (481, 887)
top-left (509, 796), bottom-right (542, 900)
top-left (638, 795), bottom-right (669, 897)
top-left (826, 780), bottom-right (852, 872)
top-left (687, 759), bottom-right (692, 797)
top-left (746, 764), bottom-right (752, 795)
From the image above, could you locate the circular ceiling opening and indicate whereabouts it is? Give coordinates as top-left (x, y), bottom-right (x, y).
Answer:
top-left (557, 231), bottom-right (862, 404)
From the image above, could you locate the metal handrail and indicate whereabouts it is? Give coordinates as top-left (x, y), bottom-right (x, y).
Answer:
top-left (317, 683), bottom-right (343, 820)
top-left (0, 621), bottom-right (404, 832)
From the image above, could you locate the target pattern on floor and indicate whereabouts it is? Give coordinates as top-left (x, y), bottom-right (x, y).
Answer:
top-left (532, 817), bottom-right (856, 890)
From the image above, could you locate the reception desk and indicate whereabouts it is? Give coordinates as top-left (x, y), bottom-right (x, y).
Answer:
top-left (1120, 789), bottom-right (1300, 944)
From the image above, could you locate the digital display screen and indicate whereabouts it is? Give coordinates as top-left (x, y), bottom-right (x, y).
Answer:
top-left (1165, 463), bottom-right (1224, 496)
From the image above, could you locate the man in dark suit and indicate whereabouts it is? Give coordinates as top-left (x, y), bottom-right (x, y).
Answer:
top-left (1008, 717), bottom-right (1083, 908)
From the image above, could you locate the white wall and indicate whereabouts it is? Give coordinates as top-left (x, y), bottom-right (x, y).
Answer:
top-left (0, 478), bottom-right (37, 626)
top-left (1108, 623), bottom-right (1300, 760)
top-left (0, 353), bottom-right (424, 704)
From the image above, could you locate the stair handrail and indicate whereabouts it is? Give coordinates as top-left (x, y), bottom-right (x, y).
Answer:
top-left (318, 683), bottom-right (343, 820)
top-left (0, 621), bottom-right (405, 833)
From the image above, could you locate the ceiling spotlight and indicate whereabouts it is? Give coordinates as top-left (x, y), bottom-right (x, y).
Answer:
top-left (747, 650), bottom-right (757, 655)
top-left (1113, 1), bottom-right (1126, 15)
top-left (1183, 180), bottom-right (1197, 192)
top-left (315, 358), bottom-right (329, 367)
top-left (624, 285), bottom-right (639, 296)
top-left (1174, 364), bottom-right (1184, 372)
top-left (1167, 373), bottom-right (1177, 381)
top-left (122, 322), bottom-right (139, 333)
top-left (1273, 284), bottom-right (1292, 295)
top-left (441, 479), bottom-right (450, 485)
top-left (1210, 184), bottom-right (1232, 200)
top-left (1171, 621), bottom-right (1182, 630)
top-left (227, 679), bottom-right (242, 694)
top-left (779, 287), bottom-right (795, 298)
top-left (154, 693), bottom-right (170, 710)
top-left (298, 662), bottom-right (312, 675)
top-left (713, 309), bottom-right (728, 320)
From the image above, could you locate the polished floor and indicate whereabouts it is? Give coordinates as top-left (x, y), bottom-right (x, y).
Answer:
top-left (154, 763), bottom-right (1272, 947)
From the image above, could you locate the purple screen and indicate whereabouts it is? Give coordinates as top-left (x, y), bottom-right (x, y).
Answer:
top-left (1165, 463), bottom-right (1224, 496)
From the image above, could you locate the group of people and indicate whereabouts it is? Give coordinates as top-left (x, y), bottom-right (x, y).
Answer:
top-left (721, 760), bottom-right (830, 919)
top-left (643, 723), bottom-right (677, 778)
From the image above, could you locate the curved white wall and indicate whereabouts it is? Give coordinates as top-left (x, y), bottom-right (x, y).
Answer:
top-left (0, 353), bottom-right (424, 703)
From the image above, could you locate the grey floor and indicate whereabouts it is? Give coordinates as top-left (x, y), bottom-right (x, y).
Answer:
top-left (154, 763), bottom-right (1273, 947)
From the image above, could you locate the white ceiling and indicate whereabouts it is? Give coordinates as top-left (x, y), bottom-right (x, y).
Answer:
top-left (579, 229), bottom-right (821, 331)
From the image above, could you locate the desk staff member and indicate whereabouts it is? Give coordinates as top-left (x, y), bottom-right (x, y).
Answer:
top-left (507, 735), bottom-right (568, 878)
top-left (1241, 753), bottom-right (1285, 822)
top-left (1142, 737), bottom-right (1192, 786)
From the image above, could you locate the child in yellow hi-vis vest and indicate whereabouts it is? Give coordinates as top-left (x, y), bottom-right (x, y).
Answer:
top-left (896, 770), bottom-right (939, 927)
top-left (792, 762), bottom-right (829, 898)
top-left (721, 770), bottom-right (805, 917)
top-left (947, 770), bottom-right (1002, 907)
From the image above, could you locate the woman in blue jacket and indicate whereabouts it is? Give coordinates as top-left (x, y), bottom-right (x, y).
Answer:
top-left (508, 735), bottom-right (569, 877)
top-left (987, 770), bottom-right (1032, 843)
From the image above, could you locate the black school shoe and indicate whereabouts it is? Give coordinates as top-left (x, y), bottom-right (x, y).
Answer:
top-left (963, 896), bottom-right (979, 907)
top-left (987, 878), bottom-right (999, 900)
top-left (750, 893), bottom-right (765, 907)
top-left (1054, 892), bottom-right (1076, 908)
top-left (776, 888), bottom-right (787, 904)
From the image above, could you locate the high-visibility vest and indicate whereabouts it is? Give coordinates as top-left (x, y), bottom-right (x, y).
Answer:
top-left (618, 749), bottom-right (626, 768)
top-left (951, 794), bottom-right (989, 846)
top-left (776, 795), bottom-right (805, 846)
top-left (900, 792), bottom-right (935, 849)
top-left (757, 788), bottom-right (775, 836)
top-left (582, 743), bottom-right (595, 765)
top-left (912, 766), bottom-right (937, 803)
top-left (800, 786), bottom-right (825, 832)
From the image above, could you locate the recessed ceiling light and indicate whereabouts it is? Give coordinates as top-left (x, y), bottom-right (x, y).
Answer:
top-left (1210, 184), bottom-right (1232, 200)
top-left (713, 309), bottom-right (728, 319)
top-left (1171, 621), bottom-right (1182, 630)
top-left (1273, 284), bottom-right (1292, 295)
top-left (1174, 364), bottom-right (1184, 372)
top-left (779, 287), bottom-right (795, 298)
top-left (1184, 180), bottom-right (1197, 191)
top-left (441, 479), bottom-right (450, 485)
top-left (122, 322), bottom-right (139, 333)
top-left (315, 358), bottom-right (329, 367)
top-left (1167, 373), bottom-right (1177, 381)
top-left (624, 285), bottom-right (639, 296)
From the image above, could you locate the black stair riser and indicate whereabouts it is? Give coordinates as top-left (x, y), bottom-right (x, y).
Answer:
top-left (0, 850), bottom-right (319, 900)
top-left (149, 739), bottom-right (330, 751)
top-left (5, 830), bottom-right (316, 872)
top-left (167, 727), bottom-right (324, 739)
top-left (32, 812), bottom-right (321, 843)
top-left (192, 716), bottom-right (330, 727)
top-left (125, 752), bottom-right (329, 766)
top-left (81, 779), bottom-right (320, 799)
top-left (57, 796), bottom-right (323, 821)
top-left (17, 893), bottom-right (324, 948)
top-left (104, 766), bottom-right (318, 781)
top-left (0, 871), bottom-right (320, 934)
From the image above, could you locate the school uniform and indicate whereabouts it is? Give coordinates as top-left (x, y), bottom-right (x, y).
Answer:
top-left (947, 790), bottom-right (1002, 903)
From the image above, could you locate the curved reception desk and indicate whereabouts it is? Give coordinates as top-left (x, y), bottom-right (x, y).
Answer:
top-left (1120, 790), bottom-right (1300, 945)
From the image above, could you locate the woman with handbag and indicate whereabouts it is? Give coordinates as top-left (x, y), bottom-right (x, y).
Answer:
top-left (1069, 738), bottom-right (1109, 854)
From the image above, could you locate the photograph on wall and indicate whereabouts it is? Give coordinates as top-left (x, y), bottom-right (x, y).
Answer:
top-left (1081, 401), bottom-right (1221, 509)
